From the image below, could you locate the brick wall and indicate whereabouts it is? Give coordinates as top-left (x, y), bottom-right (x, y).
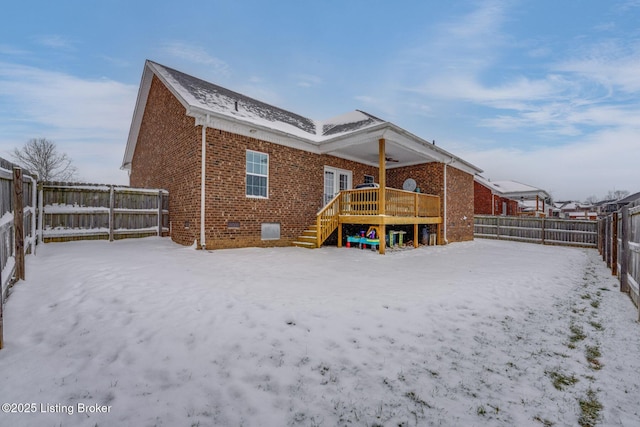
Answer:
top-left (387, 162), bottom-right (474, 242)
top-left (444, 166), bottom-right (474, 241)
top-left (474, 181), bottom-right (519, 216)
top-left (474, 181), bottom-right (494, 214)
top-left (130, 76), bottom-right (201, 246)
top-left (130, 77), bottom-right (379, 248)
top-left (130, 75), bottom-right (474, 248)
top-left (202, 129), bottom-right (378, 249)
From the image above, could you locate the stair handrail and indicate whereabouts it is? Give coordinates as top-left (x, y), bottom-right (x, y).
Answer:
top-left (316, 193), bottom-right (341, 247)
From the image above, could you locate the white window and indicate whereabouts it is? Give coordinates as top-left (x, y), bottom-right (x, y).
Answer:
top-left (364, 174), bottom-right (374, 184)
top-left (246, 150), bottom-right (268, 198)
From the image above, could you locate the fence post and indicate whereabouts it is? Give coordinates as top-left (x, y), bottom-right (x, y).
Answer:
top-left (600, 219), bottom-right (604, 254)
top-left (604, 215), bottom-right (610, 265)
top-left (109, 186), bottom-right (115, 242)
top-left (496, 216), bottom-right (501, 239)
top-left (611, 212), bottom-right (618, 276)
top-left (13, 167), bottom-right (25, 281)
top-left (157, 190), bottom-right (163, 236)
top-left (620, 207), bottom-right (629, 293)
top-left (0, 285), bottom-right (3, 349)
top-left (37, 183), bottom-right (44, 245)
top-left (30, 176), bottom-right (37, 255)
top-left (541, 217), bottom-right (546, 245)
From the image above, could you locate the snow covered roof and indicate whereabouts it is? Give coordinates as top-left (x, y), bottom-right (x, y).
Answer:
top-left (138, 61), bottom-right (388, 143)
top-left (612, 191), bottom-right (640, 205)
top-left (122, 60), bottom-right (482, 175)
top-left (475, 175), bottom-right (550, 200)
top-left (157, 62), bottom-right (319, 135)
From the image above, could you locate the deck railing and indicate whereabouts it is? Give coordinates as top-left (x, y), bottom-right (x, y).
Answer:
top-left (339, 188), bottom-right (440, 217)
top-left (317, 188), bottom-right (441, 246)
top-left (317, 193), bottom-right (341, 247)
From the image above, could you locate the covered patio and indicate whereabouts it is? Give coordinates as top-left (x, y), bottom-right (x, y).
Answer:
top-left (316, 138), bottom-right (443, 254)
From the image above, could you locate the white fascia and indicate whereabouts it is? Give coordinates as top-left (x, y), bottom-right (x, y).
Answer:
top-left (188, 106), bottom-right (321, 155)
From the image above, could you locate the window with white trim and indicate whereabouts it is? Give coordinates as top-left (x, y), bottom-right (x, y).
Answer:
top-left (246, 150), bottom-right (268, 198)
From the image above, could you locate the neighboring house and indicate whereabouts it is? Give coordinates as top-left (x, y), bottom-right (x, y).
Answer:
top-left (553, 201), bottom-right (597, 220)
top-left (601, 191), bottom-right (640, 215)
top-left (122, 60), bottom-right (482, 253)
top-left (474, 176), bottom-right (551, 217)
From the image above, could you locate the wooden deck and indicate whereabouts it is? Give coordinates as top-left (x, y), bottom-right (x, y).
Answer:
top-left (316, 187), bottom-right (442, 254)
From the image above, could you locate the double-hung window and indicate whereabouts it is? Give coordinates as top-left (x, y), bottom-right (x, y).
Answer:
top-left (246, 150), bottom-right (268, 198)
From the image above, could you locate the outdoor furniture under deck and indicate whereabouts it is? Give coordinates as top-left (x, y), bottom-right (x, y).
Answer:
top-left (316, 187), bottom-right (442, 254)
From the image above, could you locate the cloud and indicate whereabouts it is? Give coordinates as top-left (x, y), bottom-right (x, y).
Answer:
top-left (555, 41), bottom-right (640, 94)
top-left (161, 42), bottom-right (230, 76)
top-left (0, 62), bottom-right (136, 131)
top-left (0, 44), bottom-right (30, 56)
top-left (34, 34), bottom-right (76, 50)
top-left (293, 74), bottom-right (322, 88)
top-left (459, 126), bottom-right (640, 201)
top-left (416, 74), bottom-right (564, 107)
top-left (0, 62), bottom-right (137, 184)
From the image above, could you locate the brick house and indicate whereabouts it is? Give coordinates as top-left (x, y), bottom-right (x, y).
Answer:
top-left (122, 60), bottom-right (482, 253)
top-left (474, 176), bottom-right (551, 217)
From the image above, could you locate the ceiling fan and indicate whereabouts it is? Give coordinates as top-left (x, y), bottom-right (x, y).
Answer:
top-left (385, 156), bottom-right (399, 163)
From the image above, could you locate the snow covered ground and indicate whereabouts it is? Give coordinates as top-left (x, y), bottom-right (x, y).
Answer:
top-left (0, 238), bottom-right (638, 427)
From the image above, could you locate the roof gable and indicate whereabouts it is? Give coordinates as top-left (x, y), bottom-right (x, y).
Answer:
top-left (154, 62), bottom-right (318, 136)
top-left (475, 176), bottom-right (550, 200)
top-left (123, 60), bottom-right (482, 176)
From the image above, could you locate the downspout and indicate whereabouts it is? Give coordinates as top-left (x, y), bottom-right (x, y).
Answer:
top-left (200, 114), bottom-right (209, 249)
top-left (443, 158), bottom-right (455, 244)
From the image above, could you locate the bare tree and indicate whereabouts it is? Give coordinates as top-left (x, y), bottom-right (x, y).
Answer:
top-left (11, 138), bottom-right (77, 181)
top-left (605, 189), bottom-right (629, 201)
top-left (584, 195), bottom-right (599, 205)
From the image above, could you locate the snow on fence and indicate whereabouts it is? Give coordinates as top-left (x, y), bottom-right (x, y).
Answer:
top-left (0, 165), bottom-right (170, 350)
top-left (473, 215), bottom-right (598, 248)
top-left (0, 166), bottom-right (37, 298)
top-left (599, 199), bottom-right (640, 320)
top-left (0, 161), bottom-right (37, 349)
top-left (40, 183), bottom-right (169, 242)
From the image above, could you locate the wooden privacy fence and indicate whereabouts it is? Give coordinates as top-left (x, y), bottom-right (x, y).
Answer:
top-left (1, 167), bottom-right (37, 296)
top-left (474, 215), bottom-right (598, 248)
top-left (41, 183), bottom-right (169, 242)
top-left (0, 165), bottom-right (170, 350)
top-left (0, 163), bottom-right (37, 349)
top-left (599, 199), bottom-right (640, 320)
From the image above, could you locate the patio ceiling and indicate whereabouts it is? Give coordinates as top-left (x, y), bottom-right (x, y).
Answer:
top-left (319, 125), bottom-right (454, 170)
top-left (326, 138), bottom-right (438, 169)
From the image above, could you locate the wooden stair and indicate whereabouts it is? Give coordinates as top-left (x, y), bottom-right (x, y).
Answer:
top-left (293, 225), bottom-right (318, 249)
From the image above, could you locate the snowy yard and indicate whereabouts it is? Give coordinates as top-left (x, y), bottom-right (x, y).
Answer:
top-left (1, 238), bottom-right (639, 427)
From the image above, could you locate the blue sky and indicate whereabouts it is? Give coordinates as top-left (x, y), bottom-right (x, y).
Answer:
top-left (1, 0), bottom-right (639, 201)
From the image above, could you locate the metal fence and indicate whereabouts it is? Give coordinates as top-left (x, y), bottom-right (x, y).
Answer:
top-left (40, 183), bottom-right (169, 242)
top-left (474, 215), bottom-right (598, 248)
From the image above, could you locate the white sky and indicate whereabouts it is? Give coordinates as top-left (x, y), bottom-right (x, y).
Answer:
top-left (1, 1), bottom-right (640, 200)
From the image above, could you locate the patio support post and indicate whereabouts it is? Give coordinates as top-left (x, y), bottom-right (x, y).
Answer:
top-left (378, 138), bottom-right (386, 216)
top-left (378, 138), bottom-right (386, 254)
